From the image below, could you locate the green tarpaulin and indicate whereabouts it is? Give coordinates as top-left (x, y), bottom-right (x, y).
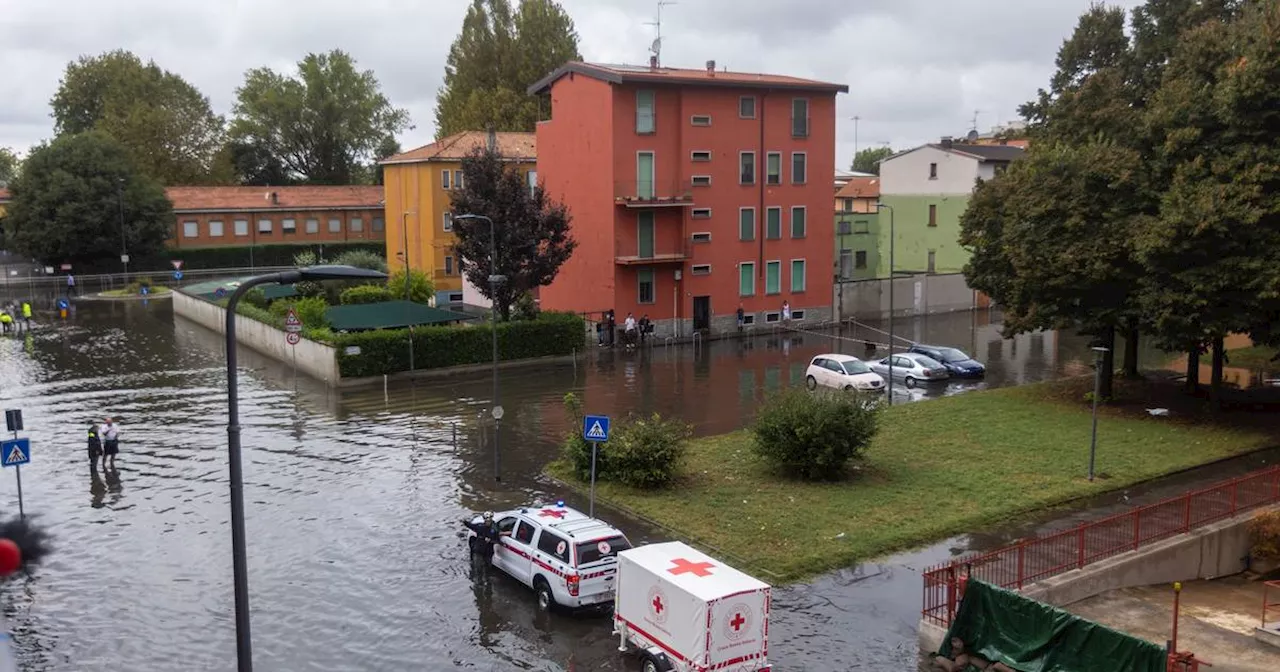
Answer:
top-left (940, 580), bottom-right (1165, 672)
top-left (325, 300), bottom-right (476, 331)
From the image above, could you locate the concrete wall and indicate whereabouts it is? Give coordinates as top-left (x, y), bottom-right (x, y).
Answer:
top-left (172, 290), bottom-right (340, 383)
top-left (834, 272), bottom-right (975, 321)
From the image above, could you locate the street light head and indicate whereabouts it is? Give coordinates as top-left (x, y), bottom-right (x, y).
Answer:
top-left (297, 265), bottom-right (388, 282)
top-left (454, 213), bottom-right (493, 223)
top-left (1091, 346), bottom-right (1110, 353)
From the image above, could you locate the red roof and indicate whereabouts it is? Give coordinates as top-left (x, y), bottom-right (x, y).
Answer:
top-left (835, 177), bottom-right (880, 200)
top-left (166, 186), bottom-right (384, 212)
top-left (383, 131), bottom-right (536, 165)
top-left (0, 188), bottom-right (10, 202)
top-left (529, 61), bottom-right (849, 95)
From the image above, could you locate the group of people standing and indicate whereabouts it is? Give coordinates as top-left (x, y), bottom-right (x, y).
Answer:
top-left (0, 302), bottom-right (32, 335)
top-left (595, 310), bottom-right (653, 349)
top-left (86, 418), bottom-right (121, 470)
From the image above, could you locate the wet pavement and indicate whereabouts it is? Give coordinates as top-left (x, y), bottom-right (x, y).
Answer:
top-left (0, 299), bottom-right (1254, 671)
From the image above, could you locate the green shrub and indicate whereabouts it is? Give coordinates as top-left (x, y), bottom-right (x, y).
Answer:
top-left (244, 288), bottom-right (269, 310)
top-left (512, 291), bottom-right (539, 321)
top-left (124, 277), bottom-right (155, 294)
top-left (332, 249), bottom-right (389, 273)
top-left (341, 284), bottom-right (395, 305)
top-left (292, 297), bottom-right (329, 330)
top-left (232, 301), bottom-right (279, 328)
top-left (561, 393), bottom-right (601, 480)
top-left (751, 388), bottom-right (881, 480)
top-left (269, 300), bottom-right (292, 318)
top-left (605, 413), bottom-right (691, 489)
top-left (386, 269), bottom-right (434, 304)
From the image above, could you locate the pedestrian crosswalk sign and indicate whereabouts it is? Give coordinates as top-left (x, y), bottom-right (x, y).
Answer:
top-left (1, 438), bottom-right (30, 467)
top-left (583, 415), bottom-right (611, 442)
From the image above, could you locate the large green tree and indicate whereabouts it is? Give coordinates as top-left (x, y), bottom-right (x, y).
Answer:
top-left (228, 50), bottom-right (410, 185)
top-left (434, 0), bottom-right (580, 138)
top-left (850, 147), bottom-right (892, 175)
top-left (449, 147), bottom-right (575, 320)
top-left (50, 50), bottom-right (226, 185)
top-left (0, 148), bottom-right (19, 185)
top-left (3, 132), bottom-right (172, 265)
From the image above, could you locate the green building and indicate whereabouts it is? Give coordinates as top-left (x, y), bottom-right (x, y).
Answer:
top-left (833, 176), bottom-right (882, 280)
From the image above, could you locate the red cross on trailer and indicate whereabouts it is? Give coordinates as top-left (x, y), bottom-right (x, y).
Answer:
top-left (652, 595), bottom-right (664, 614)
top-left (537, 508), bottom-right (567, 519)
top-left (667, 558), bottom-right (716, 577)
top-left (730, 613), bottom-right (746, 631)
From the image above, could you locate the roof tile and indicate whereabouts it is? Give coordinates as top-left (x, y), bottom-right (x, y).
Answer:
top-left (530, 61), bottom-right (848, 94)
top-left (383, 131), bottom-right (536, 164)
top-left (835, 177), bottom-right (880, 199)
top-left (166, 185), bottom-right (384, 212)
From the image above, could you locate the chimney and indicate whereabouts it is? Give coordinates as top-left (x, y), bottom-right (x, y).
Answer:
top-left (649, 55), bottom-right (658, 70)
top-left (269, 191), bottom-right (278, 205)
top-left (706, 60), bottom-right (716, 75)
top-left (940, 136), bottom-right (953, 149)
top-left (486, 124), bottom-right (496, 152)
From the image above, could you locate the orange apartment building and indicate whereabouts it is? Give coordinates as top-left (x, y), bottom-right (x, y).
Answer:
top-left (166, 186), bottom-right (385, 249)
top-left (530, 61), bottom-right (847, 337)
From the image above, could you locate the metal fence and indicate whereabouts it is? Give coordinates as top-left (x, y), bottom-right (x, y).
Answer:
top-left (922, 465), bottom-right (1280, 627)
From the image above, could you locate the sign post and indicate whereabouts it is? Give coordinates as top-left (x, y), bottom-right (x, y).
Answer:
top-left (2, 410), bottom-right (28, 521)
top-left (285, 308), bottom-right (303, 388)
top-left (582, 414), bottom-right (611, 517)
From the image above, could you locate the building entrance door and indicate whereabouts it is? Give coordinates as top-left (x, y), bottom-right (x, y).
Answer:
top-left (692, 296), bottom-right (711, 331)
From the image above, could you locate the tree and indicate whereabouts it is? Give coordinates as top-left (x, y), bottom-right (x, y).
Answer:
top-left (449, 147), bottom-right (575, 320)
top-left (370, 136), bottom-right (401, 186)
top-left (3, 132), bottom-right (172, 265)
top-left (850, 147), bottom-right (892, 175)
top-left (0, 148), bottom-right (18, 186)
top-left (435, 0), bottom-right (581, 137)
top-left (222, 139), bottom-right (294, 187)
top-left (50, 50), bottom-right (226, 185)
top-left (228, 50), bottom-right (410, 185)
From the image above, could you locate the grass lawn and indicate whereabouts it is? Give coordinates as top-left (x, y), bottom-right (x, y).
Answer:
top-left (546, 378), bottom-right (1280, 582)
top-left (1228, 346), bottom-right (1279, 371)
top-left (100, 286), bottom-right (171, 297)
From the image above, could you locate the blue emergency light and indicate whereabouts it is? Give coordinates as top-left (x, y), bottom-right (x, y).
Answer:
top-left (557, 500), bottom-right (565, 507)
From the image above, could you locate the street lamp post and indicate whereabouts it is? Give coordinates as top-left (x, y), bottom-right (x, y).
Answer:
top-left (456, 214), bottom-right (505, 482)
top-left (1088, 346), bottom-right (1110, 481)
top-left (224, 264), bottom-right (387, 672)
top-left (116, 178), bottom-right (129, 280)
top-left (876, 202), bottom-right (895, 405)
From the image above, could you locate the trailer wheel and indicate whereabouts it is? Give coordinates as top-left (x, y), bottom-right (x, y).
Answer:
top-left (534, 577), bottom-right (555, 613)
top-left (640, 652), bottom-right (672, 672)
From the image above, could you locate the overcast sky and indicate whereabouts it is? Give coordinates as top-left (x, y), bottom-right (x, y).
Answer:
top-left (1, 0), bottom-right (1144, 170)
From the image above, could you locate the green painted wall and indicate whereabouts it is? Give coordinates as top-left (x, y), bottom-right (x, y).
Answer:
top-left (834, 211), bottom-right (880, 279)
top-left (877, 194), bottom-right (971, 275)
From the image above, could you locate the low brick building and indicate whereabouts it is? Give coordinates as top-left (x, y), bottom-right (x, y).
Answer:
top-left (166, 186), bottom-right (386, 249)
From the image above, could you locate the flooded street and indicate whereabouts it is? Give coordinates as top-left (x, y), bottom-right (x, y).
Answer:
top-left (0, 300), bottom-right (1176, 670)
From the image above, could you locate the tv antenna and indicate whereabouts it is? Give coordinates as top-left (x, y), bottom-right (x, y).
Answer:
top-left (645, 0), bottom-right (677, 66)
top-left (970, 109), bottom-right (983, 133)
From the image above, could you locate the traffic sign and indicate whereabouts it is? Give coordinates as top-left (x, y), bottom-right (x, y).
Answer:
top-left (171, 260), bottom-right (184, 271)
top-left (284, 308), bottom-right (303, 333)
top-left (583, 415), bottom-right (611, 442)
top-left (286, 332), bottom-right (301, 346)
top-left (140, 286), bottom-right (150, 296)
top-left (120, 254), bottom-right (130, 264)
top-left (5, 410), bottom-right (22, 432)
top-left (173, 270), bottom-right (184, 281)
top-left (1, 438), bottom-right (30, 467)
top-left (214, 287), bottom-right (227, 299)
top-left (56, 298), bottom-right (69, 311)
top-left (492, 405), bottom-right (505, 421)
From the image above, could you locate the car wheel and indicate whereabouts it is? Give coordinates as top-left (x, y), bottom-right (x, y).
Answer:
top-left (806, 375), bottom-right (817, 390)
top-left (905, 376), bottom-right (917, 388)
top-left (844, 385), bottom-right (855, 392)
top-left (534, 577), bottom-right (555, 613)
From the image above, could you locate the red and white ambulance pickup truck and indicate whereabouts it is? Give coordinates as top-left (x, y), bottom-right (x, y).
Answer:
top-left (614, 541), bottom-right (771, 672)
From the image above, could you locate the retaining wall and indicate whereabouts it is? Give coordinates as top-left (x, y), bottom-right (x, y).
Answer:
top-left (835, 272), bottom-right (976, 322)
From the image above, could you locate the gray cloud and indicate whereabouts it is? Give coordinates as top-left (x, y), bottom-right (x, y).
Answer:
top-left (0, 0), bottom-right (1144, 170)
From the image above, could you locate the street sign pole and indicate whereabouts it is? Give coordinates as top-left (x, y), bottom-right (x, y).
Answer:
top-left (3, 410), bottom-right (29, 521)
top-left (284, 309), bottom-right (303, 390)
top-left (582, 415), bottom-right (611, 518)
top-left (589, 440), bottom-right (599, 518)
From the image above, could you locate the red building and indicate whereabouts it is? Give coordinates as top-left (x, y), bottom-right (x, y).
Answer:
top-left (530, 61), bottom-right (847, 336)
top-left (166, 186), bottom-right (385, 248)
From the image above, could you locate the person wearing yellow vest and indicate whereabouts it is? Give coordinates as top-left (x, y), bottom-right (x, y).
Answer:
top-left (20, 302), bottom-right (31, 330)
top-left (0, 312), bottom-right (12, 335)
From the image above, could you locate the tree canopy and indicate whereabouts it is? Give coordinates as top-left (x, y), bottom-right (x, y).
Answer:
top-left (228, 49), bottom-right (410, 185)
top-left (449, 147), bottom-right (576, 319)
top-left (50, 50), bottom-right (227, 185)
top-left (3, 132), bottom-right (172, 265)
top-left (0, 148), bottom-right (18, 186)
top-left (851, 147), bottom-right (893, 175)
top-left (434, 0), bottom-right (580, 138)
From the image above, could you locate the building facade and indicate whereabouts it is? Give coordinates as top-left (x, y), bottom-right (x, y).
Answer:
top-left (530, 61), bottom-right (847, 335)
top-left (834, 177), bottom-right (880, 280)
top-left (166, 186), bottom-right (385, 249)
top-left (381, 131), bottom-right (536, 304)
top-left (877, 140), bottom-right (1023, 275)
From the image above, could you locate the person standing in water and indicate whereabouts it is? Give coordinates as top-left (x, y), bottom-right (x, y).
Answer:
top-left (102, 417), bottom-right (120, 469)
top-left (87, 422), bottom-right (102, 470)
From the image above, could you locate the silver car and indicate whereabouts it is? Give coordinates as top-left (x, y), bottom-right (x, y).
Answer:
top-left (868, 352), bottom-right (950, 387)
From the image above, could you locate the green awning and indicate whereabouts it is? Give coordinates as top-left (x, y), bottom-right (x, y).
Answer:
top-left (325, 300), bottom-right (477, 331)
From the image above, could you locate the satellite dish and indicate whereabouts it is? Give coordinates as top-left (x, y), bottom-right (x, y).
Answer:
top-left (966, 129), bottom-right (979, 142)
top-left (649, 38), bottom-right (661, 55)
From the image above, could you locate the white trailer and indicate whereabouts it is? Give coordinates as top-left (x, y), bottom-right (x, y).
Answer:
top-left (614, 542), bottom-right (771, 672)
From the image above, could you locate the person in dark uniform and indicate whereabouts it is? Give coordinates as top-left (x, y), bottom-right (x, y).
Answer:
top-left (87, 422), bottom-right (102, 469)
top-left (464, 511), bottom-right (508, 563)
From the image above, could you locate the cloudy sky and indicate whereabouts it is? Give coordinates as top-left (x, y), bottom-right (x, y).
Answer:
top-left (1, 0), bottom-right (1144, 169)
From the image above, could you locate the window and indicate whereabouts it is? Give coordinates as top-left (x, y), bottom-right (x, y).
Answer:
top-left (637, 211), bottom-right (654, 257)
top-left (636, 90), bottom-right (655, 133)
top-left (496, 516), bottom-right (517, 536)
top-left (764, 311), bottom-right (780, 323)
top-left (692, 175), bottom-right (712, 187)
top-left (837, 220), bottom-right (852, 235)
top-left (282, 218), bottom-right (296, 233)
top-left (791, 98), bottom-right (810, 137)
top-left (853, 220), bottom-right (870, 234)
top-left (691, 208), bottom-right (712, 219)
top-left (739, 96), bottom-right (756, 119)
top-left (791, 259), bottom-right (806, 292)
top-left (929, 162), bottom-right (938, 179)
top-left (209, 220), bottom-right (224, 237)
top-left (791, 152), bottom-right (807, 184)
top-left (765, 261), bottom-right (781, 295)
top-left (329, 219), bottom-right (341, 233)
top-left (454, 170), bottom-right (464, 190)
top-left (692, 232), bottom-right (712, 243)
top-left (765, 207), bottom-right (781, 239)
top-left (576, 535), bottom-right (631, 565)
top-left (442, 170), bottom-right (451, 190)
top-left (526, 170), bottom-right (537, 197)
top-left (234, 219), bottom-right (249, 236)
top-left (691, 114), bottom-right (711, 126)
top-left (791, 206), bottom-right (806, 238)
top-left (739, 208), bottom-right (756, 241)
top-left (183, 221), bottom-right (198, 238)
top-left (739, 262), bottom-right (755, 296)
top-left (840, 197), bottom-right (853, 212)
top-left (447, 292), bottom-right (463, 303)
top-left (350, 218), bottom-right (364, 232)
top-left (637, 152), bottom-right (655, 199)
top-left (258, 219), bottom-right (272, 234)
top-left (537, 529), bottom-right (570, 563)
top-left (445, 256), bottom-right (454, 275)
top-left (740, 152), bottom-right (755, 184)
top-left (691, 150), bottom-right (712, 162)
top-left (741, 314), bottom-right (756, 325)
top-left (443, 212), bottom-right (453, 232)
top-left (766, 152), bottom-right (781, 185)
top-left (638, 268), bottom-right (655, 304)
top-left (514, 521), bottom-right (535, 545)
top-left (373, 218), bottom-right (384, 232)
top-left (855, 250), bottom-right (868, 269)
top-left (839, 249), bottom-right (853, 278)
top-left (928, 204), bottom-right (938, 227)
top-left (792, 309), bottom-right (806, 320)
top-left (305, 218), bottom-right (319, 234)
top-left (928, 250), bottom-right (937, 273)
top-left (691, 264), bottom-right (711, 276)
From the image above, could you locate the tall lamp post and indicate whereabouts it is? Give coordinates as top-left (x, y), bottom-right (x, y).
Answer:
top-left (876, 202), bottom-right (895, 405)
top-left (224, 264), bottom-right (387, 672)
top-left (1088, 346), bottom-right (1109, 481)
top-left (455, 213), bottom-right (505, 482)
top-left (116, 178), bottom-right (129, 279)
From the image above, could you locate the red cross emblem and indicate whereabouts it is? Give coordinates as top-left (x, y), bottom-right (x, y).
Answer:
top-left (652, 595), bottom-right (664, 614)
top-left (730, 612), bottom-right (745, 631)
top-left (667, 558), bottom-right (716, 577)
top-left (537, 508), bottom-right (566, 519)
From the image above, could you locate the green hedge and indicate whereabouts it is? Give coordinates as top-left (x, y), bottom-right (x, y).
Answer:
top-left (72, 241), bottom-right (385, 274)
top-left (333, 312), bottom-right (586, 377)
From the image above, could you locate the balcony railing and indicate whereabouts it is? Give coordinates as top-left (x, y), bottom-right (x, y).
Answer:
top-left (615, 240), bottom-right (690, 265)
top-left (615, 179), bottom-right (696, 207)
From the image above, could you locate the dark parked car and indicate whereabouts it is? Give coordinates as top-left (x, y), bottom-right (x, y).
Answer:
top-left (908, 344), bottom-right (986, 378)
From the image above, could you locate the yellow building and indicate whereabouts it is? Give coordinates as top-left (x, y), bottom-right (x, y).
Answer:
top-left (381, 131), bottom-right (537, 303)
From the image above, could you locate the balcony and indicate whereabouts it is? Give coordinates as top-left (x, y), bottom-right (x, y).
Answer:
top-left (615, 240), bottom-right (690, 265)
top-left (615, 179), bottom-right (696, 208)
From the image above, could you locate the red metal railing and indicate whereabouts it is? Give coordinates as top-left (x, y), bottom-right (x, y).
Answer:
top-left (922, 465), bottom-right (1280, 627)
top-left (1262, 580), bottom-right (1280, 629)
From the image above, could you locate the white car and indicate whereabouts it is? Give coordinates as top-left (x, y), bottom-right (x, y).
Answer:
top-left (805, 354), bottom-right (886, 392)
top-left (868, 352), bottom-right (950, 387)
top-left (464, 502), bottom-right (632, 612)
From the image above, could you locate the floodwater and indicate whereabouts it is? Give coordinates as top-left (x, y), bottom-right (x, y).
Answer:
top-left (0, 299), bottom-right (1195, 670)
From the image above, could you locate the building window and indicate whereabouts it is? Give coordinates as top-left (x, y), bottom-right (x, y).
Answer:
top-left (739, 96), bottom-right (756, 119)
top-left (691, 150), bottom-right (711, 162)
top-left (791, 259), bottom-right (806, 292)
top-left (692, 208), bottom-right (711, 219)
top-left (929, 162), bottom-right (938, 179)
top-left (791, 152), bottom-right (807, 184)
top-left (739, 262), bottom-right (755, 296)
top-left (791, 98), bottom-right (810, 137)
top-left (841, 198), bottom-right (854, 211)
top-left (765, 261), bottom-right (781, 295)
top-left (258, 219), bottom-right (272, 234)
top-left (442, 170), bottom-right (451, 190)
top-left (766, 152), bottom-right (781, 185)
top-left (445, 256), bottom-right (454, 275)
top-left (855, 250), bottom-right (868, 269)
top-left (209, 220), bottom-right (224, 237)
top-left (928, 204), bottom-right (937, 227)
top-left (637, 151), bottom-right (655, 199)
top-left (742, 314), bottom-right (756, 325)
top-left (282, 218), bottom-right (296, 233)
top-left (234, 219), bottom-right (249, 236)
top-left (350, 218), bottom-right (364, 232)
top-left (443, 212), bottom-right (453, 232)
top-left (373, 218), bottom-right (384, 232)
top-left (739, 208), bottom-right (756, 241)
top-left (691, 264), bottom-right (711, 276)
top-left (765, 207), bottom-right (781, 240)
top-left (837, 220), bottom-right (852, 235)
top-left (305, 218), bottom-right (319, 234)
top-left (692, 175), bottom-right (712, 187)
top-left (764, 311), bottom-right (780, 324)
top-left (636, 90), bottom-right (655, 134)
top-left (637, 211), bottom-right (655, 257)
top-left (853, 220), bottom-right (870, 234)
top-left (791, 206), bottom-right (806, 238)
top-left (740, 151), bottom-right (755, 184)
top-left (454, 170), bottom-right (464, 190)
top-left (928, 250), bottom-right (937, 273)
top-left (183, 221), bottom-right (198, 238)
top-left (792, 309), bottom-right (806, 320)
top-left (692, 232), bottom-right (712, 243)
top-left (839, 249), bottom-right (853, 278)
top-left (638, 268), bottom-right (655, 304)
top-left (691, 114), bottom-right (711, 126)
top-left (526, 170), bottom-right (537, 197)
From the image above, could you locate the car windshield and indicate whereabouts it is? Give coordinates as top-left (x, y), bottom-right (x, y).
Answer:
top-left (937, 348), bottom-right (970, 363)
top-left (576, 535), bottom-right (632, 565)
top-left (841, 360), bottom-right (871, 375)
top-left (913, 355), bottom-right (944, 368)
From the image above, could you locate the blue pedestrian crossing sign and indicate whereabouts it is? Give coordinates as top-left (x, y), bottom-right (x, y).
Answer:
top-left (1, 438), bottom-right (30, 467)
top-left (173, 270), bottom-right (184, 281)
top-left (583, 415), bottom-right (611, 442)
